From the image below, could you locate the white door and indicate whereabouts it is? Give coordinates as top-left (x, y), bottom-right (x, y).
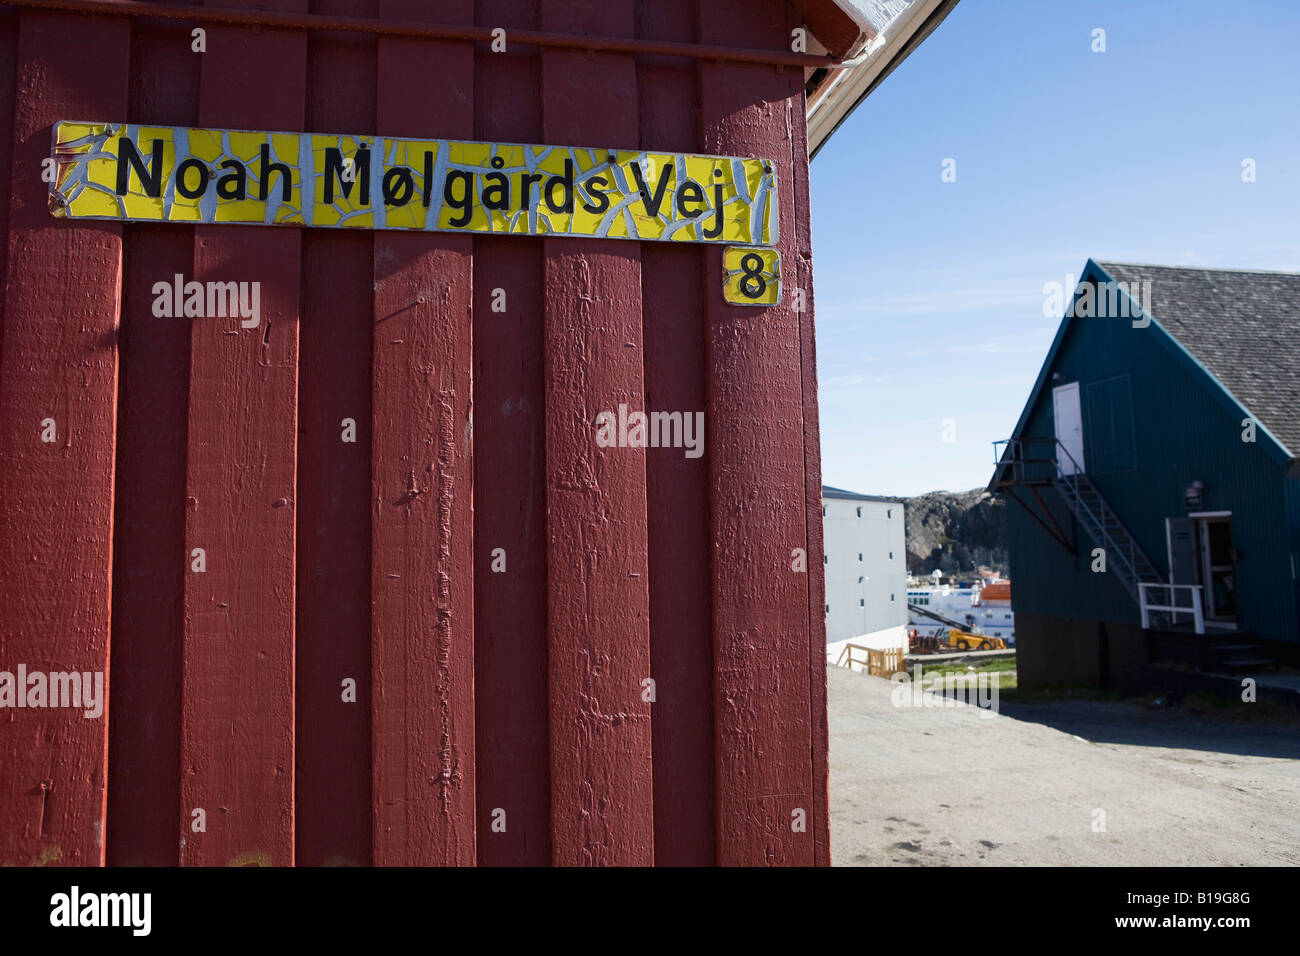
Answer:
top-left (1052, 382), bottom-right (1085, 476)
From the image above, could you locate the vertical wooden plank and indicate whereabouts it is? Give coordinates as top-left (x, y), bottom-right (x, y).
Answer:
top-left (178, 3), bottom-right (306, 867)
top-left (370, 0), bottom-right (476, 866)
top-left (471, 240), bottom-right (549, 866)
top-left (0, 6), bottom-right (18, 365)
top-left (110, 227), bottom-right (188, 867)
top-left (540, 0), bottom-right (655, 866)
top-left (107, 14), bottom-right (198, 868)
top-left (635, 0), bottom-right (716, 866)
top-left (700, 0), bottom-right (817, 865)
top-left (473, 0), bottom-right (550, 867)
top-left (786, 16), bottom-right (833, 865)
top-left (0, 11), bottom-right (130, 867)
top-left (295, 7), bottom-right (376, 868)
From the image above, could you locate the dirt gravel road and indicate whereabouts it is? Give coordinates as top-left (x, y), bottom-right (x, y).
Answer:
top-left (828, 665), bottom-right (1300, 866)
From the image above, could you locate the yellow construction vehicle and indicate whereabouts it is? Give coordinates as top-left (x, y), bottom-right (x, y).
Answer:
top-left (946, 629), bottom-right (1006, 652)
top-left (910, 602), bottom-right (1008, 652)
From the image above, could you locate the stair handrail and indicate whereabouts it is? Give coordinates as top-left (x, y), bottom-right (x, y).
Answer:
top-left (994, 435), bottom-right (1155, 593)
top-left (835, 642), bottom-right (869, 670)
top-left (1055, 467), bottom-right (1143, 588)
top-left (1016, 436), bottom-right (1145, 585)
top-left (1138, 582), bottom-right (1205, 634)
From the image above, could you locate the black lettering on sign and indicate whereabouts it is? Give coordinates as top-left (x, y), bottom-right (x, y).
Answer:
top-left (383, 167), bottom-right (414, 207)
top-left (703, 174), bottom-right (726, 238)
top-left (676, 181), bottom-right (705, 218)
top-left (116, 137), bottom-right (164, 197)
top-left (421, 150), bottom-right (434, 207)
top-left (259, 142), bottom-right (295, 203)
top-left (519, 173), bottom-right (542, 212)
top-left (580, 176), bottom-right (610, 215)
top-left (545, 158), bottom-right (574, 214)
top-left (175, 157), bottom-right (209, 199)
top-left (484, 155), bottom-right (510, 211)
top-left (216, 159), bottom-right (247, 200)
top-left (630, 161), bottom-right (673, 217)
top-left (739, 253), bottom-right (766, 299)
top-left (322, 146), bottom-right (368, 205)
top-left (483, 171), bottom-right (510, 211)
top-left (444, 169), bottom-right (474, 226)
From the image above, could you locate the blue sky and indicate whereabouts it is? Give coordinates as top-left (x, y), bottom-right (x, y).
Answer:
top-left (810, 0), bottom-right (1300, 498)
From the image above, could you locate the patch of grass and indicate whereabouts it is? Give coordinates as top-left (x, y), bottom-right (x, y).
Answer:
top-left (908, 657), bottom-right (1016, 681)
top-left (902, 659), bottom-right (1018, 692)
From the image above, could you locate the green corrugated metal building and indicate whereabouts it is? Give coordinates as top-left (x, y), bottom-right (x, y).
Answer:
top-left (991, 259), bottom-right (1300, 687)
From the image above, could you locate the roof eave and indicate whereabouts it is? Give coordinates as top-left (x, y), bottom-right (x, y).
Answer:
top-left (807, 0), bottom-right (961, 158)
top-left (822, 485), bottom-right (901, 504)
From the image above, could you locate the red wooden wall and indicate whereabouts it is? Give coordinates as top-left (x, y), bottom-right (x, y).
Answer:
top-left (0, 0), bottom-right (830, 866)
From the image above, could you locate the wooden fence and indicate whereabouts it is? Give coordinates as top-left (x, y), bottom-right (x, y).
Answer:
top-left (835, 644), bottom-right (906, 679)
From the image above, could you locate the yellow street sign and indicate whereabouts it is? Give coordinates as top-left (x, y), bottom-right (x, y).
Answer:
top-left (49, 122), bottom-right (778, 245)
top-left (722, 246), bottom-right (781, 306)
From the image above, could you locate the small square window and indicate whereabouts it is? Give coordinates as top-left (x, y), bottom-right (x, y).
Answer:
top-left (889, 551), bottom-right (893, 559)
top-left (887, 509), bottom-right (892, 519)
top-left (858, 553), bottom-right (863, 561)
top-left (822, 505), bottom-right (827, 516)
top-left (824, 554), bottom-right (828, 564)
top-left (856, 507), bottom-right (862, 518)
top-left (890, 593), bottom-right (895, 601)
top-left (859, 599), bottom-right (865, 607)
top-left (825, 604), bottom-right (830, 614)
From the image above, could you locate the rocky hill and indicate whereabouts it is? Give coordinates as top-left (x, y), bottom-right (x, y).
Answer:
top-left (895, 488), bottom-right (1008, 576)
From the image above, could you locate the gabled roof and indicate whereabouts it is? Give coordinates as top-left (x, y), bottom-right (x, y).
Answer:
top-left (990, 259), bottom-right (1300, 489)
top-left (1097, 261), bottom-right (1300, 457)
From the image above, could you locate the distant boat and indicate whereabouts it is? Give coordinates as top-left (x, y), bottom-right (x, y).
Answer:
top-left (905, 581), bottom-right (1015, 645)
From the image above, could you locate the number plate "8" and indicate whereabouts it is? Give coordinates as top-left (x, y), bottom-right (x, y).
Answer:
top-left (722, 246), bottom-right (781, 306)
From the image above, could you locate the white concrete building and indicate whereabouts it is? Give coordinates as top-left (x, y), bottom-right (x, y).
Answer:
top-left (822, 486), bottom-right (908, 659)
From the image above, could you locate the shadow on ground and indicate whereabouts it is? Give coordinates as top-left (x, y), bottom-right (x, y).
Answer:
top-left (996, 697), bottom-right (1300, 760)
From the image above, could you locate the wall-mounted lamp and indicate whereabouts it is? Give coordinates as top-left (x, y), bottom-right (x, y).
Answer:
top-left (1184, 480), bottom-right (1204, 510)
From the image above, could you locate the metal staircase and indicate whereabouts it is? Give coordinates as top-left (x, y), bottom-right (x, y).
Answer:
top-left (994, 437), bottom-right (1262, 660)
top-left (992, 436), bottom-right (1162, 604)
top-left (1050, 469), bottom-right (1162, 603)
